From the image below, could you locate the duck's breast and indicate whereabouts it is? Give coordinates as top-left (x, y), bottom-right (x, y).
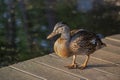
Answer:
top-left (54, 38), bottom-right (71, 58)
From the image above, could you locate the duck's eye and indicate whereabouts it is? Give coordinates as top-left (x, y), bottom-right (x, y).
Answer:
top-left (60, 27), bottom-right (64, 32)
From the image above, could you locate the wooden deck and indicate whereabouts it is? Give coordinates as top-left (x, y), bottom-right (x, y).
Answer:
top-left (0, 34), bottom-right (120, 80)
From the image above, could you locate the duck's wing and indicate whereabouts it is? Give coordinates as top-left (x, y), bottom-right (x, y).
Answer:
top-left (70, 29), bottom-right (106, 54)
top-left (70, 30), bottom-right (97, 49)
top-left (70, 29), bottom-right (84, 37)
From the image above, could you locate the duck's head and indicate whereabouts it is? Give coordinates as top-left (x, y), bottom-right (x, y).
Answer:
top-left (47, 22), bottom-right (70, 39)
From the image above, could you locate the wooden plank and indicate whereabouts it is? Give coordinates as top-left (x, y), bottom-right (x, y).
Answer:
top-left (102, 39), bottom-right (120, 47)
top-left (77, 55), bottom-right (120, 76)
top-left (33, 55), bottom-right (120, 80)
top-left (102, 45), bottom-right (120, 55)
top-left (106, 34), bottom-right (120, 40)
top-left (0, 67), bottom-right (44, 80)
top-left (11, 60), bottom-right (82, 80)
top-left (92, 50), bottom-right (120, 65)
top-left (106, 37), bottom-right (120, 42)
top-left (51, 54), bottom-right (120, 76)
top-left (88, 57), bottom-right (120, 76)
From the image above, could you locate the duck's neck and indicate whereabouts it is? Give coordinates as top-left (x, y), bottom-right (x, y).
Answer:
top-left (61, 31), bottom-right (70, 41)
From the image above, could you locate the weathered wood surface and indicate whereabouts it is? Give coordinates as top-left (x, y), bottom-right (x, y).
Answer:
top-left (0, 34), bottom-right (120, 80)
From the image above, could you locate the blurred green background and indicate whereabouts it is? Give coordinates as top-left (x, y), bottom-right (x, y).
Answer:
top-left (0, 0), bottom-right (120, 67)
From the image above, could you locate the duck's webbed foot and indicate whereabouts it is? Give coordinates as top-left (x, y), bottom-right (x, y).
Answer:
top-left (65, 63), bottom-right (78, 69)
top-left (79, 54), bottom-right (90, 70)
top-left (65, 54), bottom-right (78, 69)
top-left (79, 64), bottom-right (87, 70)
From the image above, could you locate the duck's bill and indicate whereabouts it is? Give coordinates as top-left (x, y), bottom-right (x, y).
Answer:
top-left (47, 32), bottom-right (56, 39)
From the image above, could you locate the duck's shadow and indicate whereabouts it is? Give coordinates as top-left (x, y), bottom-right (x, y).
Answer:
top-left (85, 64), bottom-right (118, 69)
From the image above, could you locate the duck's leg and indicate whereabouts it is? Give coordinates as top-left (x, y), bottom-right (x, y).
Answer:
top-left (65, 54), bottom-right (78, 69)
top-left (80, 54), bottom-right (90, 69)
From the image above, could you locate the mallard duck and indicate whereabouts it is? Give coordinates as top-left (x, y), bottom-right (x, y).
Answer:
top-left (47, 22), bottom-right (106, 69)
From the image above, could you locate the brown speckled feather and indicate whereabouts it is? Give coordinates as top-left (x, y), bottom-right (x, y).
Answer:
top-left (70, 29), bottom-right (102, 54)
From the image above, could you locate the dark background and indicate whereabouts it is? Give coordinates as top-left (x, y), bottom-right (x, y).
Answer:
top-left (0, 0), bottom-right (120, 67)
